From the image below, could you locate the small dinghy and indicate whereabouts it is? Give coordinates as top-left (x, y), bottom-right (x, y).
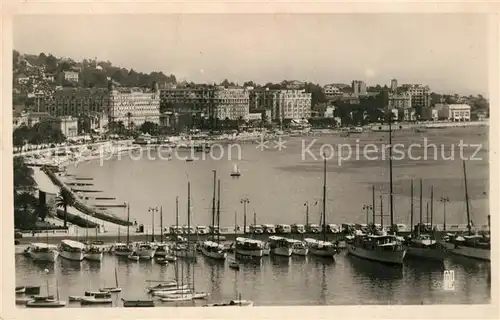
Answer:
top-left (205, 299), bottom-right (254, 307)
top-left (146, 281), bottom-right (181, 293)
top-left (230, 164), bottom-right (241, 177)
top-left (164, 255), bottom-right (177, 262)
top-left (16, 286), bottom-right (26, 294)
top-left (166, 292), bottom-right (210, 300)
top-left (99, 268), bottom-right (122, 293)
top-left (128, 252), bottom-right (140, 261)
top-left (16, 297), bottom-right (33, 305)
top-left (160, 295), bottom-right (194, 302)
top-left (80, 292), bottom-right (113, 305)
top-left (229, 261), bottom-right (240, 270)
top-left (68, 295), bottom-right (84, 302)
top-left (122, 298), bottom-right (155, 308)
top-left (152, 287), bottom-right (191, 297)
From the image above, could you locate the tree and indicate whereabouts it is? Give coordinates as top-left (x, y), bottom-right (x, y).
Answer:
top-left (126, 112), bottom-right (132, 131)
top-left (37, 53), bottom-right (47, 66)
top-left (139, 121), bottom-right (158, 134)
top-left (13, 157), bottom-right (36, 191)
top-left (56, 188), bottom-right (74, 228)
top-left (35, 203), bottom-right (52, 222)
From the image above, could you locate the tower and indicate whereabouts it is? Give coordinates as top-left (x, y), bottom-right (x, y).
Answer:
top-left (391, 79), bottom-right (398, 92)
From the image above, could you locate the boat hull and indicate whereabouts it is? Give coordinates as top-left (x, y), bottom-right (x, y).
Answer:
top-left (292, 248), bottom-right (308, 256)
top-left (29, 250), bottom-right (59, 262)
top-left (114, 250), bottom-right (132, 257)
top-left (309, 247), bottom-right (336, 259)
top-left (201, 247), bottom-right (227, 260)
top-left (406, 246), bottom-right (447, 261)
top-left (26, 301), bottom-right (67, 308)
top-left (59, 250), bottom-right (85, 261)
top-left (136, 249), bottom-right (156, 259)
top-left (347, 245), bottom-right (406, 265)
top-left (271, 247), bottom-right (293, 257)
top-left (84, 252), bottom-right (103, 262)
top-left (452, 246), bottom-right (490, 261)
top-left (235, 249), bottom-right (263, 257)
top-left (80, 298), bottom-right (113, 305)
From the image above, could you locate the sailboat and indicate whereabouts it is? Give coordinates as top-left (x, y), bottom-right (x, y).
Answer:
top-left (230, 164), bottom-right (241, 177)
top-left (26, 280), bottom-right (66, 308)
top-left (99, 267), bottom-right (122, 293)
top-left (202, 173), bottom-right (227, 260)
top-left (304, 155), bottom-right (337, 259)
top-left (405, 181), bottom-right (447, 261)
top-left (347, 111), bottom-right (406, 265)
top-left (113, 203), bottom-right (133, 257)
top-left (229, 211), bottom-right (240, 270)
top-left (83, 213), bottom-right (103, 262)
top-left (449, 161), bottom-right (490, 261)
top-left (172, 184), bottom-right (197, 259)
top-left (162, 263), bottom-right (210, 300)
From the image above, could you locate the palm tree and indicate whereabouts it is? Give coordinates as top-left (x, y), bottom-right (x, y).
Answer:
top-left (56, 189), bottom-right (74, 228)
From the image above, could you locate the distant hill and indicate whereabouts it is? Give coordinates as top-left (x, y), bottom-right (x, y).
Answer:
top-left (13, 50), bottom-right (177, 89)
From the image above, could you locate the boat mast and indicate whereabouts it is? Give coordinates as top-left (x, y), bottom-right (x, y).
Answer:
top-left (430, 186), bottom-right (434, 232)
top-left (410, 180), bottom-right (414, 236)
top-left (419, 179), bottom-right (422, 236)
top-left (380, 194), bottom-right (384, 229)
top-left (388, 110), bottom-right (394, 232)
top-left (175, 196), bottom-right (179, 282)
top-left (463, 160), bottom-right (472, 235)
top-left (187, 181), bottom-right (191, 249)
top-left (216, 179), bottom-right (221, 244)
top-left (372, 185), bottom-right (376, 225)
top-left (322, 154), bottom-right (327, 242)
top-left (211, 170), bottom-right (216, 239)
top-left (127, 203), bottom-right (130, 245)
top-left (160, 206), bottom-right (163, 243)
top-left (115, 267), bottom-right (118, 287)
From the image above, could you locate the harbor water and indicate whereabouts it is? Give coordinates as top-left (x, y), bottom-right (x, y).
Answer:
top-left (15, 127), bottom-right (490, 306)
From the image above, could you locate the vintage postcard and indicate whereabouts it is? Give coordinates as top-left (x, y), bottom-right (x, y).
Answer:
top-left (1, 2), bottom-right (498, 320)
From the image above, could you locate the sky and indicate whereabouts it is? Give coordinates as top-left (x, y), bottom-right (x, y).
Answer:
top-left (13, 14), bottom-right (489, 95)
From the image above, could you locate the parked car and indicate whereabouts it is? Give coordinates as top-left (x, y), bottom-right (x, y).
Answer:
top-left (327, 224), bottom-right (340, 233)
top-left (307, 224), bottom-right (321, 233)
top-left (276, 224), bottom-right (291, 234)
top-left (291, 224), bottom-right (306, 234)
top-left (249, 224), bottom-right (264, 234)
top-left (263, 224), bottom-right (276, 234)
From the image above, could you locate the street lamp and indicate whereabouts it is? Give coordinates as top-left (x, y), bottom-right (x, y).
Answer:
top-left (439, 196), bottom-right (450, 231)
top-left (240, 198), bottom-right (250, 235)
top-left (148, 207), bottom-right (158, 241)
top-left (362, 204), bottom-right (373, 225)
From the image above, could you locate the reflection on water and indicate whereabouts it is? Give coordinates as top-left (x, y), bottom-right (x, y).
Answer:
top-left (15, 252), bottom-right (490, 306)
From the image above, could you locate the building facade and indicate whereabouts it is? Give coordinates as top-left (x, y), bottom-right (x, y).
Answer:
top-left (435, 104), bottom-right (471, 121)
top-left (401, 84), bottom-right (431, 109)
top-left (323, 84), bottom-right (343, 99)
top-left (390, 79), bottom-right (398, 92)
top-left (56, 116), bottom-right (78, 137)
top-left (352, 80), bottom-right (367, 95)
top-left (214, 88), bottom-right (250, 120)
top-left (108, 82), bottom-right (161, 126)
top-left (46, 88), bottom-right (109, 117)
top-left (64, 71), bottom-right (79, 82)
top-left (251, 89), bottom-right (311, 121)
top-left (388, 92), bottom-right (412, 110)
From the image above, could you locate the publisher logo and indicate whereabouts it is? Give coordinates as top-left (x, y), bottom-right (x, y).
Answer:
top-left (443, 270), bottom-right (455, 291)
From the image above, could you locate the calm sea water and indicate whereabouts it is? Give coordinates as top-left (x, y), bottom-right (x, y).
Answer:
top-left (15, 127), bottom-right (490, 306)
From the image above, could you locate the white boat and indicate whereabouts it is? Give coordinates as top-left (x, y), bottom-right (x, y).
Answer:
top-left (205, 299), bottom-right (254, 307)
top-left (162, 292), bottom-right (210, 300)
top-left (288, 239), bottom-right (309, 256)
top-left (26, 296), bottom-right (67, 308)
top-left (230, 164), bottom-right (241, 177)
top-left (262, 242), bottom-right (270, 255)
top-left (155, 256), bottom-right (169, 265)
top-left (16, 286), bottom-right (26, 294)
top-left (128, 252), bottom-right (140, 261)
top-left (235, 237), bottom-right (264, 257)
top-left (58, 239), bottom-right (85, 261)
top-left (113, 243), bottom-right (133, 257)
top-left (154, 243), bottom-right (169, 257)
top-left (268, 236), bottom-right (293, 257)
top-left (304, 238), bottom-right (337, 259)
top-left (347, 234), bottom-right (406, 265)
top-left (405, 234), bottom-right (447, 261)
top-left (28, 243), bottom-right (59, 262)
top-left (152, 287), bottom-right (191, 297)
top-left (451, 235), bottom-right (490, 261)
top-left (84, 245), bottom-right (103, 262)
top-left (201, 241), bottom-right (227, 260)
top-left (80, 292), bottom-right (113, 305)
top-left (172, 245), bottom-right (197, 258)
top-left (134, 242), bottom-right (156, 259)
top-left (160, 295), bottom-right (193, 302)
top-left (146, 281), bottom-right (181, 293)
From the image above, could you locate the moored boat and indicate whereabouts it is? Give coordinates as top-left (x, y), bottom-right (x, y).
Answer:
top-left (155, 256), bottom-right (169, 265)
top-left (122, 298), bottom-right (155, 308)
top-left (347, 233), bottom-right (406, 265)
top-left (26, 296), bottom-right (66, 308)
top-left (134, 242), bottom-right (156, 259)
top-left (84, 245), bottom-right (103, 262)
top-left (99, 268), bottom-right (122, 293)
top-left (201, 241), bottom-right (227, 260)
top-left (59, 239), bottom-right (85, 261)
top-left (16, 286), bottom-right (26, 294)
top-left (205, 299), bottom-right (254, 307)
top-left (128, 252), bottom-right (140, 261)
top-left (235, 237), bottom-right (264, 257)
top-left (304, 238), bottom-right (337, 259)
top-left (113, 243), bottom-right (133, 257)
top-left (451, 234), bottom-right (490, 261)
top-left (288, 239), bottom-right (309, 256)
top-left (268, 236), bottom-right (293, 257)
top-left (27, 243), bottom-right (59, 262)
top-left (405, 234), bottom-right (447, 261)
top-left (80, 292), bottom-right (113, 305)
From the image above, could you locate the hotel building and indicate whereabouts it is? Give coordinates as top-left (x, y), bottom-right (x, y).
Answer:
top-left (435, 104), bottom-right (471, 121)
top-left (401, 84), bottom-right (431, 109)
top-left (251, 89), bottom-right (312, 121)
top-left (214, 87), bottom-right (250, 120)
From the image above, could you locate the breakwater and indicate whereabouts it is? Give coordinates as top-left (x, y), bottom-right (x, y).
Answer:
top-left (41, 166), bottom-right (132, 226)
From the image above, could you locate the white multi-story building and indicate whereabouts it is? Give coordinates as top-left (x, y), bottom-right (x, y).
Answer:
top-left (323, 84), bottom-right (343, 99)
top-left (401, 84), bottom-right (430, 108)
top-left (63, 71), bottom-right (79, 82)
top-left (108, 82), bottom-right (161, 127)
top-left (352, 80), bottom-right (367, 95)
top-left (57, 116), bottom-right (78, 137)
top-left (276, 89), bottom-right (312, 120)
top-left (388, 92), bottom-right (412, 109)
top-left (214, 88), bottom-right (250, 120)
top-left (435, 104), bottom-right (471, 121)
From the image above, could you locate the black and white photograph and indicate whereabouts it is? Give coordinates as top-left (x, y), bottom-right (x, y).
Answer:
top-left (5, 10), bottom-right (496, 314)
